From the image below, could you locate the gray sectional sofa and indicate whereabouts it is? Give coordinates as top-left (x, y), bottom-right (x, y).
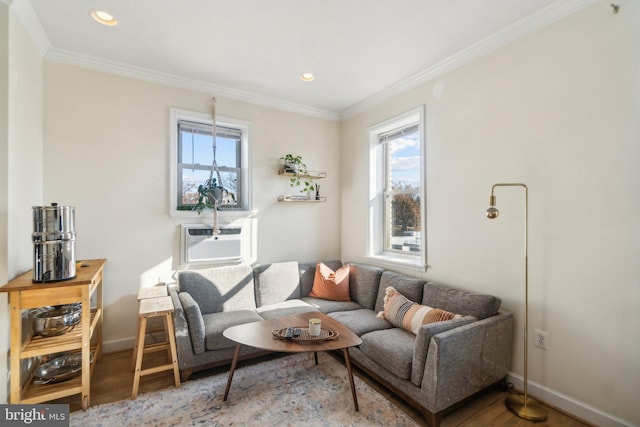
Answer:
top-left (168, 260), bottom-right (512, 426)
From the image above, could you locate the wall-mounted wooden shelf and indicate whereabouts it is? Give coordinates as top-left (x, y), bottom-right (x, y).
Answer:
top-left (277, 196), bottom-right (326, 203)
top-left (278, 170), bottom-right (327, 180)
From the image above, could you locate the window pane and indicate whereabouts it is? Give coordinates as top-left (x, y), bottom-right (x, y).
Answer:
top-left (385, 193), bottom-right (422, 253)
top-left (385, 128), bottom-right (421, 192)
top-left (215, 137), bottom-right (239, 168)
top-left (178, 168), bottom-right (240, 208)
top-left (180, 168), bottom-right (210, 205)
top-left (216, 170), bottom-right (239, 207)
top-left (180, 131), bottom-right (214, 166)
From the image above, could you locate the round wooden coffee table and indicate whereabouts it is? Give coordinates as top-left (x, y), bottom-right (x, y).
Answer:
top-left (222, 311), bottom-right (363, 410)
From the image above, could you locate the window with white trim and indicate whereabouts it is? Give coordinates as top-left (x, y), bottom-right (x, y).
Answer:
top-left (170, 108), bottom-right (251, 214)
top-left (368, 107), bottom-right (426, 269)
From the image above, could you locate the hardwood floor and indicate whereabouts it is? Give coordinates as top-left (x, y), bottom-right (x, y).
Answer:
top-left (55, 350), bottom-right (593, 426)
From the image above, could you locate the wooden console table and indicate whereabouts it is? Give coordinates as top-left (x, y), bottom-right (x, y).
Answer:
top-left (0, 259), bottom-right (106, 409)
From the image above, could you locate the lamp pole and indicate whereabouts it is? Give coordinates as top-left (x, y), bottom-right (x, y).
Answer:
top-left (486, 183), bottom-right (547, 421)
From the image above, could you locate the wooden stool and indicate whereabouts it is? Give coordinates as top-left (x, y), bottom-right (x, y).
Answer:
top-left (131, 285), bottom-right (168, 370)
top-left (137, 285), bottom-right (168, 300)
top-left (131, 295), bottom-right (180, 399)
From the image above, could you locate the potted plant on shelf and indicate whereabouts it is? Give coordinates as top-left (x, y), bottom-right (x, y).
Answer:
top-left (280, 154), bottom-right (315, 194)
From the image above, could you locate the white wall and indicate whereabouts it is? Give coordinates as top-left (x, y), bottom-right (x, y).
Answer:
top-left (0, 2), bottom-right (44, 404)
top-left (0, 3), bottom-right (10, 407)
top-left (341, 2), bottom-right (639, 426)
top-left (7, 5), bottom-right (43, 275)
top-left (42, 62), bottom-right (341, 351)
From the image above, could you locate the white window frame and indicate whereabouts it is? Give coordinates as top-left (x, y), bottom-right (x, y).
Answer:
top-left (169, 108), bottom-right (252, 217)
top-left (366, 106), bottom-right (427, 271)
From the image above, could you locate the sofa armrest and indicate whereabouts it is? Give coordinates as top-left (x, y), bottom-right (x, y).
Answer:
top-left (169, 287), bottom-right (197, 369)
top-left (420, 311), bottom-right (513, 413)
top-left (178, 292), bottom-right (206, 354)
top-left (411, 316), bottom-right (476, 386)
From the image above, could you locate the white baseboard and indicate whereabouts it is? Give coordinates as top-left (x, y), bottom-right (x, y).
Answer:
top-left (506, 373), bottom-right (635, 427)
top-left (102, 337), bottom-right (135, 354)
top-left (103, 331), bottom-right (168, 354)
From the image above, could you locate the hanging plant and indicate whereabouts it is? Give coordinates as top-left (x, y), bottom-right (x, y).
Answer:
top-left (194, 177), bottom-right (224, 214)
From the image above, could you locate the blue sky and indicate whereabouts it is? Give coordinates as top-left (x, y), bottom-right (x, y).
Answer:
top-left (388, 129), bottom-right (421, 189)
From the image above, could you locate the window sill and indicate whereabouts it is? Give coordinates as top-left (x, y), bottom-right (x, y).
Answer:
top-left (170, 209), bottom-right (256, 219)
top-left (364, 253), bottom-right (427, 273)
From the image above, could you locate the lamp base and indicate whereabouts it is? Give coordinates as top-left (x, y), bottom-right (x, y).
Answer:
top-left (505, 393), bottom-right (548, 421)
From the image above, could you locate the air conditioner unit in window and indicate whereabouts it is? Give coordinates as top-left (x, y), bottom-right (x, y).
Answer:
top-left (181, 224), bottom-right (243, 265)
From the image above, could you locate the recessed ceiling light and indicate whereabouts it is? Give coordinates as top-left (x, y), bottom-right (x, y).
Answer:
top-left (91, 10), bottom-right (118, 26)
top-left (300, 73), bottom-right (315, 82)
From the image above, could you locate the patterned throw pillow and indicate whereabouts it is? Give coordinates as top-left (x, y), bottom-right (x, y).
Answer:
top-left (308, 262), bottom-right (351, 301)
top-left (377, 286), bottom-right (460, 334)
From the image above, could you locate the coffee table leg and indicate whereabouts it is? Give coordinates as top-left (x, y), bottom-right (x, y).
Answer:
top-left (343, 348), bottom-right (359, 411)
top-left (223, 344), bottom-right (242, 401)
top-left (314, 352), bottom-right (318, 365)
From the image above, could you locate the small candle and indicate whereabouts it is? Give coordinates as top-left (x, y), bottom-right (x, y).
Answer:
top-left (309, 318), bottom-right (321, 336)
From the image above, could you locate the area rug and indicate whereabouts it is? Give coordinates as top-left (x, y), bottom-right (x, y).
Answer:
top-left (70, 352), bottom-right (418, 426)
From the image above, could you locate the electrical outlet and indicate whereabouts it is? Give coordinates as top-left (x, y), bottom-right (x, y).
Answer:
top-left (534, 329), bottom-right (548, 350)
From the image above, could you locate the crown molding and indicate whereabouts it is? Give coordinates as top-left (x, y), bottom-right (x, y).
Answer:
top-left (340, 0), bottom-right (601, 120)
top-left (44, 47), bottom-right (341, 122)
top-left (9, 0), bottom-right (50, 55)
top-left (16, 0), bottom-right (599, 123)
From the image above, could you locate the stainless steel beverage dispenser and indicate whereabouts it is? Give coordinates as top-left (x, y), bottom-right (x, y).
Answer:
top-left (32, 203), bottom-right (76, 282)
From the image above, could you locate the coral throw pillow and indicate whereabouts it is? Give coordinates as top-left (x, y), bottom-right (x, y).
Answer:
top-left (308, 262), bottom-right (351, 301)
top-left (377, 286), bottom-right (460, 334)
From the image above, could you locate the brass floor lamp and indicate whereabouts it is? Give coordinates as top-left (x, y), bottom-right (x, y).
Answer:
top-left (486, 183), bottom-right (547, 421)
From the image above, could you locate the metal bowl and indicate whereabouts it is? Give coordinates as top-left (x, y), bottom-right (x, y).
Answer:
top-left (32, 304), bottom-right (82, 337)
top-left (34, 352), bottom-right (93, 384)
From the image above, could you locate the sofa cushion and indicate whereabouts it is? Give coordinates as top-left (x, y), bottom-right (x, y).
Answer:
top-left (347, 263), bottom-right (384, 310)
top-left (308, 262), bottom-right (350, 301)
top-left (178, 265), bottom-right (255, 315)
top-left (299, 260), bottom-right (342, 297)
top-left (360, 328), bottom-right (415, 380)
top-left (423, 282), bottom-right (501, 320)
top-left (301, 297), bottom-right (363, 314)
top-left (203, 309), bottom-right (263, 351)
top-left (254, 261), bottom-right (301, 307)
top-left (373, 271), bottom-right (425, 313)
top-left (328, 308), bottom-right (392, 336)
top-left (256, 299), bottom-right (319, 320)
top-left (378, 286), bottom-right (461, 334)
top-left (178, 292), bottom-right (206, 354)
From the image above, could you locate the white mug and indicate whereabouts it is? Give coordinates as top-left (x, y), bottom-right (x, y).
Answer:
top-left (309, 318), bottom-right (321, 336)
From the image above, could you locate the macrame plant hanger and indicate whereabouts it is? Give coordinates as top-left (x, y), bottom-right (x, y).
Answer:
top-left (209, 97), bottom-right (223, 235)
